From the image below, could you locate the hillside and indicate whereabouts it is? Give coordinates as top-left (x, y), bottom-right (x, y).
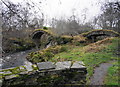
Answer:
top-left (27, 34), bottom-right (119, 85)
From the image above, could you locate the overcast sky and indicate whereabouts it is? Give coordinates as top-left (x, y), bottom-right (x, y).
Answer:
top-left (6, 0), bottom-right (120, 25)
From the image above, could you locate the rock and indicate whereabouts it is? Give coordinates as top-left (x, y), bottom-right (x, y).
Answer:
top-left (37, 62), bottom-right (55, 70)
top-left (19, 71), bottom-right (28, 75)
top-left (6, 56), bottom-right (11, 60)
top-left (46, 42), bottom-right (52, 48)
top-left (2, 71), bottom-right (11, 75)
top-left (0, 71), bottom-right (3, 75)
top-left (5, 74), bottom-right (19, 80)
top-left (24, 61), bottom-right (33, 71)
top-left (2, 61), bottom-right (87, 86)
top-left (55, 61), bottom-right (86, 70)
top-left (71, 61), bottom-right (86, 69)
top-left (55, 61), bottom-right (71, 70)
top-left (0, 79), bottom-right (3, 87)
top-left (32, 64), bottom-right (38, 70)
top-left (19, 66), bottom-right (26, 72)
top-left (77, 61), bottom-right (85, 65)
top-left (19, 66), bottom-right (25, 70)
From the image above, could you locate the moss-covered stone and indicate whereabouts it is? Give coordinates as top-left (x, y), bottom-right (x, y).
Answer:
top-left (82, 29), bottom-right (120, 37)
top-left (26, 45), bottom-right (68, 63)
top-left (5, 74), bottom-right (20, 80)
top-left (1, 61), bottom-right (86, 86)
top-left (0, 65), bottom-right (28, 79)
top-left (33, 29), bottom-right (56, 36)
top-left (32, 64), bottom-right (39, 71)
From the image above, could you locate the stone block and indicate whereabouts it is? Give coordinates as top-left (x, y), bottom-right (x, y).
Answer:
top-left (5, 74), bottom-right (19, 80)
top-left (19, 71), bottom-right (28, 75)
top-left (0, 79), bottom-right (3, 87)
top-left (24, 61), bottom-right (33, 71)
top-left (2, 71), bottom-right (12, 75)
top-left (71, 61), bottom-right (86, 69)
top-left (19, 66), bottom-right (25, 70)
top-left (55, 61), bottom-right (71, 70)
top-left (37, 62), bottom-right (55, 70)
top-left (24, 65), bottom-right (33, 71)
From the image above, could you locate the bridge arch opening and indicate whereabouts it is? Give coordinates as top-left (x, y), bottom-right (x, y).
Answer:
top-left (32, 31), bottom-right (45, 39)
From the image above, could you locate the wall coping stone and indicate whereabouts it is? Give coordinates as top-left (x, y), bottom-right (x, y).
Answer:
top-left (0, 61), bottom-right (86, 80)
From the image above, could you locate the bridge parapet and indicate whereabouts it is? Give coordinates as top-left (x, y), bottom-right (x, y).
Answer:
top-left (82, 29), bottom-right (120, 42)
top-left (31, 29), bottom-right (54, 39)
top-left (82, 29), bottom-right (120, 38)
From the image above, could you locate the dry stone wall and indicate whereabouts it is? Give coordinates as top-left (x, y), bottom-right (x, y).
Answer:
top-left (0, 61), bottom-right (87, 86)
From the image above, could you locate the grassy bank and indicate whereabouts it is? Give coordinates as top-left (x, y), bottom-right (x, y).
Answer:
top-left (26, 37), bottom-right (119, 85)
top-left (51, 37), bottom-right (119, 84)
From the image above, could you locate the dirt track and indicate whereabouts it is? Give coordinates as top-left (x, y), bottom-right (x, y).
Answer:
top-left (1, 49), bottom-right (38, 69)
top-left (90, 61), bottom-right (115, 85)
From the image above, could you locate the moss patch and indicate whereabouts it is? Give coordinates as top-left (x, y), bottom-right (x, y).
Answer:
top-left (82, 29), bottom-right (120, 36)
top-left (33, 29), bottom-right (56, 36)
top-left (26, 45), bottom-right (68, 63)
top-left (0, 65), bottom-right (27, 79)
top-left (32, 64), bottom-right (39, 71)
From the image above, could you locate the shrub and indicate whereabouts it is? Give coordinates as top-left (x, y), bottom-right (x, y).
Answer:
top-left (3, 37), bottom-right (35, 53)
top-left (60, 46), bottom-right (68, 52)
top-left (43, 26), bottom-right (48, 30)
top-left (55, 36), bottom-right (73, 45)
top-left (26, 45), bottom-right (68, 63)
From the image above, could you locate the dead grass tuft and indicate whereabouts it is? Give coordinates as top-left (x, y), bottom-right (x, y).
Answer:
top-left (83, 37), bottom-right (114, 53)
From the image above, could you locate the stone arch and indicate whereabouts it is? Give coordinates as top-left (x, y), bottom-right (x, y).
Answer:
top-left (31, 30), bottom-right (49, 39)
top-left (31, 29), bottom-right (52, 49)
top-left (83, 29), bottom-right (120, 42)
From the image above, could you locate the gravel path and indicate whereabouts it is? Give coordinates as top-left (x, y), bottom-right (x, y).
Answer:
top-left (1, 49), bottom-right (38, 69)
top-left (90, 61), bottom-right (115, 85)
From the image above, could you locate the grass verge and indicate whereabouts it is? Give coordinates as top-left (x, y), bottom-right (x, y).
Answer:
top-left (104, 61), bottom-right (119, 85)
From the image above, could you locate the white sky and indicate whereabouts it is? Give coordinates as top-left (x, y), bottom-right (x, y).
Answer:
top-left (4, 0), bottom-right (120, 24)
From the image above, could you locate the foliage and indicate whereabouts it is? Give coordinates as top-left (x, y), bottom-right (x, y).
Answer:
top-left (43, 26), bottom-right (48, 30)
top-left (55, 36), bottom-right (73, 45)
top-left (94, 2), bottom-right (120, 32)
top-left (52, 17), bottom-right (93, 35)
top-left (3, 38), bottom-right (35, 53)
top-left (104, 61), bottom-right (119, 85)
top-left (26, 45), bottom-right (68, 63)
top-left (72, 35), bottom-right (87, 46)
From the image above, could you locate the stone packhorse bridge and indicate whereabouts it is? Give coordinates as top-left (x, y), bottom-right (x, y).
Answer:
top-left (82, 29), bottom-right (120, 42)
top-left (31, 29), bottom-right (120, 45)
top-left (31, 29), bottom-right (53, 39)
top-left (30, 29), bottom-right (73, 48)
top-left (30, 29), bottom-right (55, 49)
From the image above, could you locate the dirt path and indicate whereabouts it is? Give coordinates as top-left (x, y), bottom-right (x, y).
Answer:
top-left (1, 49), bottom-right (38, 69)
top-left (90, 61), bottom-right (115, 85)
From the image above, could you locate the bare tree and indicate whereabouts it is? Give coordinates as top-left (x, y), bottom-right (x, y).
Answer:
top-left (52, 14), bottom-right (93, 35)
top-left (95, 1), bottom-right (120, 32)
top-left (1, 0), bottom-right (45, 53)
top-left (1, 0), bottom-right (45, 31)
